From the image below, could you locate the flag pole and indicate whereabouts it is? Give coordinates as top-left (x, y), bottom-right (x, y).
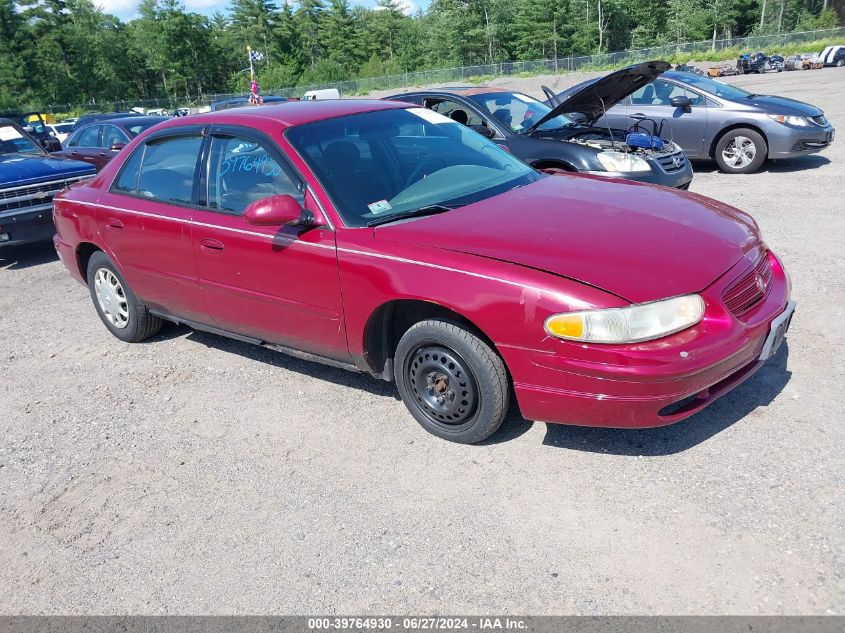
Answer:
top-left (247, 45), bottom-right (255, 82)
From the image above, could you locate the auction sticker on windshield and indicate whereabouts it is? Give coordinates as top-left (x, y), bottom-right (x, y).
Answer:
top-left (367, 199), bottom-right (392, 214)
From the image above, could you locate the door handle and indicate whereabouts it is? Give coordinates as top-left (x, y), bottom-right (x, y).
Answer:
top-left (632, 112), bottom-right (646, 118)
top-left (200, 238), bottom-right (224, 251)
top-left (105, 218), bottom-right (123, 230)
top-left (71, 151), bottom-right (81, 156)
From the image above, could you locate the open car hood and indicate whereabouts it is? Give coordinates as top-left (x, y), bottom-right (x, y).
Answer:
top-left (529, 60), bottom-right (670, 131)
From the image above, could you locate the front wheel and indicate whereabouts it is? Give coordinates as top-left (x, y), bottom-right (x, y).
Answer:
top-left (714, 128), bottom-right (767, 174)
top-left (87, 251), bottom-right (162, 342)
top-left (394, 319), bottom-right (509, 444)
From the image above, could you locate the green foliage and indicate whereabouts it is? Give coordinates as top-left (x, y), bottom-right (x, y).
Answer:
top-left (0, 0), bottom-right (840, 110)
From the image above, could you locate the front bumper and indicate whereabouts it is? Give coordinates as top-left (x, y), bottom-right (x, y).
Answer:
top-left (503, 250), bottom-right (792, 428)
top-left (0, 205), bottom-right (55, 247)
top-left (584, 159), bottom-right (693, 189)
top-left (767, 123), bottom-right (834, 158)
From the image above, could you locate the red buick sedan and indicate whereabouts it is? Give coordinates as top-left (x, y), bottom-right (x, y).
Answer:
top-left (53, 100), bottom-right (794, 443)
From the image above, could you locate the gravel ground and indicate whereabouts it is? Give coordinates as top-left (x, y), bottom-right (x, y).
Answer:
top-left (1, 70), bottom-right (843, 616)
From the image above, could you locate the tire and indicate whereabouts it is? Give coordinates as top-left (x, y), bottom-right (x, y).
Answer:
top-left (714, 128), bottom-right (768, 174)
top-left (837, 59), bottom-right (844, 68)
top-left (86, 251), bottom-right (162, 342)
top-left (394, 319), bottom-right (509, 444)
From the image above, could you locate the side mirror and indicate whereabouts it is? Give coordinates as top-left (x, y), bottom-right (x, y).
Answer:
top-left (110, 142), bottom-right (126, 151)
top-left (469, 125), bottom-right (496, 139)
top-left (244, 194), bottom-right (323, 227)
top-left (670, 95), bottom-right (692, 111)
top-left (23, 125), bottom-right (35, 133)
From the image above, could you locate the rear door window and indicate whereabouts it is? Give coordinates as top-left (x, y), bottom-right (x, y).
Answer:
top-left (111, 135), bottom-right (203, 206)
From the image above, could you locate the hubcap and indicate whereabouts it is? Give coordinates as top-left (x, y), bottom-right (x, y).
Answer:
top-left (94, 268), bottom-right (129, 329)
top-left (722, 135), bottom-right (757, 169)
top-left (407, 345), bottom-right (478, 427)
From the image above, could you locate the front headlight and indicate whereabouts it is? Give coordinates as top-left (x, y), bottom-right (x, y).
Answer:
top-left (596, 151), bottom-right (651, 172)
top-left (544, 295), bottom-right (705, 344)
top-left (767, 114), bottom-right (810, 127)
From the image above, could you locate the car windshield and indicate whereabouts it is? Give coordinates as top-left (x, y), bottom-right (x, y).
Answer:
top-left (468, 92), bottom-right (574, 133)
top-left (672, 73), bottom-right (752, 100)
top-left (285, 107), bottom-right (540, 227)
top-left (0, 124), bottom-right (43, 155)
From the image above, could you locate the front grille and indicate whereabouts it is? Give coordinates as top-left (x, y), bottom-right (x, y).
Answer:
top-left (722, 252), bottom-right (773, 318)
top-left (0, 176), bottom-right (89, 216)
top-left (810, 114), bottom-right (828, 126)
top-left (655, 150), bottom-right (687, 173)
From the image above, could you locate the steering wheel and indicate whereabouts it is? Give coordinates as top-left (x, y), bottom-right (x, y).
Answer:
top-left (405, 156), bottom-right (448, 188)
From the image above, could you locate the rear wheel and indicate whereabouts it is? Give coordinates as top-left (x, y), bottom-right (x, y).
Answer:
top-left (394, 319), bottom-right (509, 444)
top-left (87, 251), bottom-right (162, 342)
top-left (714, 128), bottom-right (767, 174)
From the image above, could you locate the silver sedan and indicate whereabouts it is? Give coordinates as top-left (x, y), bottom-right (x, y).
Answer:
top-left (555, 70), bottom-right (835, 174)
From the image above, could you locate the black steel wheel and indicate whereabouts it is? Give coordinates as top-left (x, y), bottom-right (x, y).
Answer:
top-left (406, 344), bottom-right (479, 431)
top-left (395, 319), bottom-right (509, 443)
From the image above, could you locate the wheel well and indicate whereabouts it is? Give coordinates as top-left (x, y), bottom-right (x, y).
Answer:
top-left (76, 242), bottom-right (101, 281)
top-left (362, 300), bottom-right (499, 379)
top-left (531, 159), bottom-right (576, 172)
top-left (709, 123), bottom-right (769, 159)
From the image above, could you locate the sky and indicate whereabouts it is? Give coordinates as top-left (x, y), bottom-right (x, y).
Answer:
top-left (93, 0), bottom-right (426, 21)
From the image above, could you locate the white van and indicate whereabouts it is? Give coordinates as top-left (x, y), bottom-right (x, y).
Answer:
top-left (302, 88), bottom-right (340, 100)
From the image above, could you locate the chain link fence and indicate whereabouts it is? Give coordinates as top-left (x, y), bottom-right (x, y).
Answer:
top-left (6, 26), bottom-right (844, 116)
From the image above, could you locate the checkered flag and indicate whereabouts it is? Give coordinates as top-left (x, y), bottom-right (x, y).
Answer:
top-left (249, 49), bottom-right (265, 63)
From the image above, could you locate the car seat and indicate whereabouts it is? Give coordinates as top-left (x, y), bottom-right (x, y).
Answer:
top-left (450, 109), bottom-right (469, 125)
top-left (322, 141), bottom-right (394, 220)
top-left (636, 85), bottom-right (655, 105)
top-left (491, 108), bottom-right (513, 129)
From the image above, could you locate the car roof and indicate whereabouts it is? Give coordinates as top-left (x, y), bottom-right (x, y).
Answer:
top-left (157, 99), bottom-right (407, 130)
top-left (400, 87), bottom-right (511, 97)
top-left (103, 116), bottom-right (169, 128)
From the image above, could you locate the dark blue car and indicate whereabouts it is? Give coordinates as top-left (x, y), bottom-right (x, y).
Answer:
top-left (0, 119), bottom-right (95, 247)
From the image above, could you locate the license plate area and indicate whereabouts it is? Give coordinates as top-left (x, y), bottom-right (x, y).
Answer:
top-left (759, 300), bottom-right (796, 361)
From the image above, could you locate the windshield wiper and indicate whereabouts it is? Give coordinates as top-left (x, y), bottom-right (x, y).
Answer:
top-left (366, 204), bottom-right (457, 227)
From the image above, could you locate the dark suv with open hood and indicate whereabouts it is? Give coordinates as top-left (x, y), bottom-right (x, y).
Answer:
top-left (0, 119), bottom-right (94, 247)
top-left (385, 61), bottom-right (693, 189)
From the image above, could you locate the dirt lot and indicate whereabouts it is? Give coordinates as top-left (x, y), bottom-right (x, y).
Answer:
top-left (1, 70), bottom-right (843, 615)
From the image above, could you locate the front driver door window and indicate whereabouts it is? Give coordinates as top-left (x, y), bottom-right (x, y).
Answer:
top-left (627, 80), bottom-right (708, 155)
top-left (191, 128), bottom-right (347, 360)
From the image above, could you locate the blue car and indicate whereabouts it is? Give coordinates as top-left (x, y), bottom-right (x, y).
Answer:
top-left (0, 119), bottom-right (95, 247)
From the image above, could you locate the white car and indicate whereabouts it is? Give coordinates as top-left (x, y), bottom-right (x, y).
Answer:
top-left (47, 122), bottom-right (75, 144)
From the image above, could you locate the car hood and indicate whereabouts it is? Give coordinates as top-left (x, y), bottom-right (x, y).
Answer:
top-left (0, 153), bottom-right (94, 187)
top-left (376, 175), bottom-right (760, 304)
top-left (741, 94), bottom-right (823, 117)
top-left (530, 60), bottom-right (671, 131)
